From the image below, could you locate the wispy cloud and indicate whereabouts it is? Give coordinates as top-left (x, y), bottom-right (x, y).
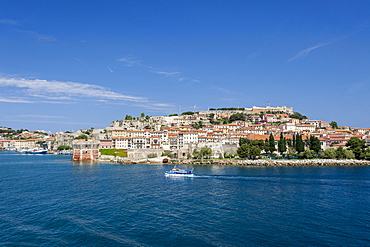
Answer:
top-left (117, 56), bottom-right (141, 67)
top-left (134, 102), bottom-right (177, 112)
top-left (17, 30), bottom-right (56, 42)
top-left (108, 67), bottom-right (114, 73)
top-left (13, 114), bottom-right (68, 119)
top-left (74, 57), bottom-right (86, 66)
top-left (151, 70), bottom-right (181, 77)
top-left (286, 29), bottom-right (362, 64)
top-left (0, 77), bottom-right (146, 103)
top-left (30, 94), bottom-right (73, 100)
top-left (220, 52), bottom-right (259, 78)
top-left (0, 97), bottom-right (34, 103)
top-left (286, 42), bottom-right (330, 63)
top-left (1, 118), bottom-right (104, 127)
top-left (117, 55), bottom-right (201, 85)
top-left (210, 86), bottom-right (238, 95)
top-left (40, 101), bottom-right (77, 104)
top-left (0, 19), bottom-right (20, 25)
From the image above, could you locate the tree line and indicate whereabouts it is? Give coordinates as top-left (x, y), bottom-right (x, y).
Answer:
top-left (237, 135), bottom-right (370, 160)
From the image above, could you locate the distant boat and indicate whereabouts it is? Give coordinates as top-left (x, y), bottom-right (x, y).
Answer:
top-left (164, 166), bottom-right (194, 177)
top-left (29, 148), bottom-right (48, 154)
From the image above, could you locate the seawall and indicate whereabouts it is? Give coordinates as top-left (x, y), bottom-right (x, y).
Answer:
top-left (107, 157), bottom-right (370, 166)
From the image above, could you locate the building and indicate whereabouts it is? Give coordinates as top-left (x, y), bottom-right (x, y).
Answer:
top-left (72, 140), bottom-right (100, 161)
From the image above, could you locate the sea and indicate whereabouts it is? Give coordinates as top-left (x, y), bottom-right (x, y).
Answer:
top-left (0, 151), bottom-right (369, 247)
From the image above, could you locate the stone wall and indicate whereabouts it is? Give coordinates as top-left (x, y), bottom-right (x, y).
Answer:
top-left (126, 148), bottom-right (164, 159)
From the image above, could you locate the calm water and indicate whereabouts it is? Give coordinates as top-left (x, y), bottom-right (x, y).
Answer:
top-left (0, 152), bottom-right (370, 246)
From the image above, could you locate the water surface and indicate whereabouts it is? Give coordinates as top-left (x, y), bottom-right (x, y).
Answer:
top-left (1, 152), bottom-right (369, 246)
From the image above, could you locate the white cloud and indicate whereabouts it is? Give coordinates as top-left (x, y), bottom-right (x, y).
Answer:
top-left (0, 19), bottom-right (20, 25)
top-left (0, 77), bottom-right (146, 102)
top-left (117, 56), bottom-right (141, 67)
top-left (151, 70), bottom-right (181, 77)
top-left (134, 102), bottom-right (176, 112)
top-left (13, 114), bottom-right (68, 119)
top-left (152, 103), bottom-right (174, 107)
top-left (74, 57), bottom-right (86, 66)
top-left (287, 42), bottom-right (329, 63)
top-left (17, 30), bottom-right (56, 42)
top-left (210, 86), bottom-right (237, 95)
top-left (0, 97), bottom-right (34, 103)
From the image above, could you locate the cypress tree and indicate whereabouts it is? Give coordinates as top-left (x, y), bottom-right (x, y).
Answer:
top-left (264, 139), bottom-right (270, 153)
top-left (296, 134), bottom-right (304, 153)
top-left (278, 133), bottom-right (287, 155)
top-left (309, 136), bottom-right (321, 153)
top-left (269, 134), bottom-right (276, 153)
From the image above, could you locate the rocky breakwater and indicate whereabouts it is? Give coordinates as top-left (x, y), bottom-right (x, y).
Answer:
top-left (112, 157), bottom-right (370, 166)
top-left (169, 159), bottom-right (370, 166)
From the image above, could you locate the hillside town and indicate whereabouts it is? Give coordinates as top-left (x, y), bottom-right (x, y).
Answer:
top-left (1, 106), bottom-right (370, 161)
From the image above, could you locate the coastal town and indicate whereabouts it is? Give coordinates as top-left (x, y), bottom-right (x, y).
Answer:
top-left (1, 105), bottom-right (370, 162)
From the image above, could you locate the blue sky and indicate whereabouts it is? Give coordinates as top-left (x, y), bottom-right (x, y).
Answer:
top-left (0, 0), bottom-right (369, 133)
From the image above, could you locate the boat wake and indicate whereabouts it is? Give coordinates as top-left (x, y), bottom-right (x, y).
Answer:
top-left (193, 175), bottom-right (255, 180)
top-left (191, 175), bottom-right (289, 182)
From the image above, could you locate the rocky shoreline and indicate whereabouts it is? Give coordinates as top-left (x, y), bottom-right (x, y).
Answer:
top-left (99, 156), bottom-right (370, 166)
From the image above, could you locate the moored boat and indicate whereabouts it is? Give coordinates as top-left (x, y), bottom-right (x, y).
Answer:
top-left (29, 148), bottom-right (48, 154)
top-left (164, 166), bottom-right (194, 177)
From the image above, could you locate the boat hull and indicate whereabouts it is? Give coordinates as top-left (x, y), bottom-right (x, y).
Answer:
top-left (164, 171), bottom-right (194, 177)
top-left (29, 150), bottom-right (48, 154)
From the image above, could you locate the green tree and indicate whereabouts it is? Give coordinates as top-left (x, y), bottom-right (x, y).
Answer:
top-left (125, 115), bottom-right (133, 120)
top-left (251, 139), bottom-right (265, 150)
top-left (75, 134), bottom-right (88, 140)
top-left (193, 146), bottom-right (212, 162)
top-left (140, 112), bottom-right (145, 118)
top-left (264, 139), bottom-right (270, 153)
top-left (161, 150), bottom-right (174, 158)
top-left (329, 121), bottom-right (339, 129)
top-left (57, 145), bottom-right (72, 150)
top-left (360, 148), bottom-right (370, 160)
top-left (286, 138), bottom-right (293, 148)
top-left (295, 134), bottom-right (305, 153)
top-left (278, 133), bottom-right (287, 155)
top-left (239, 138), bottom-right (251, 146)
top-left (286, 147), bottom-right (298, 158)
top-left (344, 149), bottom-right (355, 159)
top-left (237, 143), bottom-right (261, 159)
top-left (335, 147), bottom-right (346, 159)
top-left (290, 112), bottom-right (308, 120)
top-left (346, 137), bottom-right (366, 159)
top-left (249, 145), bottom-right (262, 159)
top-left (322, 148), bottom-right (336, 159)
top-left (221, 117), bottom-right (230, 124)
top-left (229, 113), bottom-right (246, 122)
top-left (268, 134), bottom-right (276, 153)
top-left (181, 111), bottom-right (195, 115)
top-left (309, 136), bottom-right (321, 153)
top-left (299, 149), bottom-right (315, 159)
top-left (193, 121), bottom-right (204, 129)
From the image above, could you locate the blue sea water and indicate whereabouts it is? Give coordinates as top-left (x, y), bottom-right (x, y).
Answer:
top-left (0, 151), bottom-right (370, 246)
